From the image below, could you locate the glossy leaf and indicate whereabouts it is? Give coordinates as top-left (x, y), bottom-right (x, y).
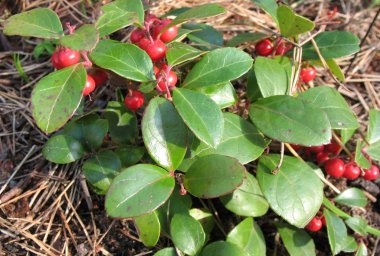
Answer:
top-left (169, 4), bottom-right (225, 27)
top-left (183, 23), bottom-right (223, 51)
top-left (342, 235), bottom-right (358, 253)
top-left (326, 59), bottom-right (345, 81)
top-left (32, 64), bottom-right (86, 133)
top-left (189, 208), bottom-right (215, 234)
top-left (366, 141), bottom-right (380, 161)
top-left (345, 217), bottom-right (368, 236)
top-left (341, 128), bottom-right (356, 144)
top-left (355, 141), bottom-right (371, 169)
top-left (277, 5), bottom-right (314, 37)
top-left (90, 40), bottom-right (155, 82)
top-left (192, 113), bottom-right (268, 164)
top-left (142, 97), bottom-right (187, 171)
top-left (61, 25), bottom-right (99, 51)
top-left (173, 88), bottom-right (224, 147)
top-left (298, 86), bottom-right (359, 129)
top-left (355, 243), bottom-right (368, 256)
top-left (251, 0), bottom-right (278, 24)
top-left (302, 31), bottom-right (360, 59)
top-left (183, 155), bottom-right (246, 198)
top-left (134, 211), bottom-right (160, 247)
top-left (220, 173), bottom-right (269, 217)
top-left (276, 222), bottom-right (316, 256)
top-left (166, 42), bottom-right (204, 66)
top-left (183, 48), bottom-right (253, 89)
top-left (200, 241), bottom-right (248, 256)
top-left (4, 8), bottom-right (63, 39)
top-left (170, 214), bottom-right (206, 255)
top-left (64, 114), bottom-right (108, 151)
top-left (194, 82), bottom-right (237, 109)
top-left (367, 109), bottom-right (380, 144)
top-left (82, 150), bottom-right (122, 195)
top-left (227, 218), bottom-right (266, 256)
top-left (257, 155), bottom-right (324, 227)
top-left (324, 209), bottom-right (348, 255)
top-left (154, 248), bottom-right (177, 256)
top-left (334, 188), bottom-right (367, 208)
top-left (42, 135), bottom-right (85, 164)
top-left (250, 95), bottom-right (332, 146)
top-left (105, 164), bottom-right (175, 218)
top-left (115, 146), bottom-right (145, 167)
top-left (226, 32), bottom-right (267, 47)
top-left (104, 101), bottom-right (138, 144)
top-left (254, 57), bottom-right (289, 97)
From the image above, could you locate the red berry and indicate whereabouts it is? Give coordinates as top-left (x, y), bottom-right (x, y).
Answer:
top-left (131, 29), bottom-right (145, 44)
top-left (343, 162), bottom-right (361, 180)
top-left (325, 142), bottom-right (341, 155)
top-left (157, 70), bottom-right (178, 91)
top-left (51, 48), bottom-right (81, 69)
top-left (83, 74), bottom-right (96, 96)
top-left (275, 42), bottom-right (292, 55)
top-left (125, 90), bottom-right (144, 112)
top-left (138, 38), bottom-right (167, 62)
top-left (90, 69), bottom-right (108, 86)
top-left (306, 217), bottom-right (323, 232)
top-left (324, 158), bottom-right (345, 178)
top-left (153, 19), bottom-right (178, 43)
top-left (316, 151), bottom-right (330, 165)
top-left (309, 145), bottom-right (325, 153)
top-left (300, 66), bottom-right (317, 83)
top-left (255, 39), bottom-right (274, 56)
top-left (363, 165), bottom-right (379, 181)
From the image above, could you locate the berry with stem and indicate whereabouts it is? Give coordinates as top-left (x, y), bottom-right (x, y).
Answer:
top-left (306, 217), bottom-right (323, 232)
top-left (89, 69), bottom-right (108, 86)
top-left (324, 158), bottom-right (345, 178)
top-left (51, 48), bottom-right (81, 69)
top-left (153, 19), bottom-right (178, 43)
top-left (363, 165), bottom-right (379, 181)
top-left (138, 38), bottom-right (167, 62)
top-left (316, 151), bottom-right (330, 165)
top-left (125, 90), bottom-right (144, 112)
top-left (83, 74), bottom-right (96, 96)
top-left (343, 162), bottom-right (361, 180)
top-left (255, 39), bottom-right (274, 56)
top-left (300, 66), bottom-right (317, 83)
top-left (131, 29), bottom-right (145, 44)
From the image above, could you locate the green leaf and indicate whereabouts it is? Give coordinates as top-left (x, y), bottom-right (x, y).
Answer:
top-left (166, 42), bottom-right (204, 66)
top-left (4, 8), bottom-right (63, 39)
top-left (220, 172), bottom-right (269, 217)
top-left (33, 40), bottom-right (56, 59)
top-left (200, 241), bottom-right (248, 256)
top-left (251, 0), bottom-right (278, 24)
top-left (273, 56), bottom-right (293, 87)
top-left (115, 146), bottom-right (145, 167)
top-left (254, 57), bottom-right (289, 97)
top-left (367, 109), bottom-right (380, 144)
top-left (42, 134), bottom-right (85, 164)
top-left (170, 214), bottom-right (206, 255)
top-left (342, 235), bottom-right (358, 253)
top-left (257, 155), bottom-right (323, 227)
top-left (247, 69), bottom-right (262, 102)
top-left (31, 64), bottom-right (86, 134)
top-left (90, 40), bottom-right (155, 82)
top-left (142, 97), bottom-right (187, 171)
top-left (345, 217), bottom-right (368, 236)
top-left (192, 112), bottom-right (268, 164)
top-left (105, 164), bottom-right (175, 218)
top-left (173, 88), bottom-right (224, 147)
top-left (341, 128), bottom-right (356, 144)
top-left (227, 218), bottom-right (266, 256)
top-left (104, 101), bottom-right (138, 144)
top-left (276, 222), bottom-right (316, 256)
top-left (189, 208), bottom-right (215, 234)
top-left (134, 211), bottom-right (160, 247)
top-left (169, 4), bottom-right (225, 27)
top-left (334, 188), bottom-right (367, 208)
top-left (326, 59), bottom-right (345, 81)
top-left (183, 48), bottom-right (253, 89)
top-left (226, 32), bottom-right (267, 47)
top-left (61, 24), bottom-right (99, 51)
top-left (277, 5), bottom-right (314, 37)
top-left (96, 0), bottom-right (142, 37)
top-left (183, 23), bottom-right (223, 51)
top-left (183, 155), bottom-right (246, 198)
top-left (154, 248), bottom-right (177, 256)
top-left (250, 95), bottom-right (331, 146)
top-left (324, 209), bottom-right (348, 255)
top-left (366, 140), bottom-right (380, 161)
top-left (82, 150), bottom-right (121, 195)
top-left (298, 86), bottom-right (359, 129)
top-left (194, 82), bottom-right (237, 109)
top-left (355, 243), bottom-right (368, 256)
top-left (301, 31), bottom-right (360, 59)
top-left (64, 114), bottom-right (108, 151)
top-left (355, 141), bottom-right (371, 169)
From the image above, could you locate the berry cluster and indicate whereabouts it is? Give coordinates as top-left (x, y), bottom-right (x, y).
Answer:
top-left (51, 47), bottom-right (108, 96)
top-left (125, 14), bottom-right (179, 112)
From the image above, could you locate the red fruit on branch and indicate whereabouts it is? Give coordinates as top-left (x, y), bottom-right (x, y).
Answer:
top-left (90, 69), bottom-right (108, 86)
top-left (309, 145), bottom-right (325, 153)
top-left (51, 48), bottom-right (81, 69)
top-left (316, 151), bottom-right (330, 165)
top-left (157, 70), bottom-right (178, 91)
top-left (83, 74), bottom-right (96, 96)
top-left (343, 162), bottom-right (361, 180)
top-left (324, 158), bottom-right (345, 177)
top-left (153, 19), bottom-right (178, 43)
top-left (138, 38), bottom-right (167, 62)
top-left (306, 217), bottom-right (323, 232)
top-left (300, 66), bottom-right (317, 83)
top-left (363, 165), bottom-right (379, 181)
top-left (255, 39), bottom-right (274, 56)
top-left (130, 29), bottom-right (145, 44)
top-left (325, 142), bottom-right (341, 155)
top-left (125, 90), bottom-right (144, 112)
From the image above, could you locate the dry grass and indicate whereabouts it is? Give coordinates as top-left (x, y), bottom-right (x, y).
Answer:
top-left (0, 0), bottom-right (379, 255)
